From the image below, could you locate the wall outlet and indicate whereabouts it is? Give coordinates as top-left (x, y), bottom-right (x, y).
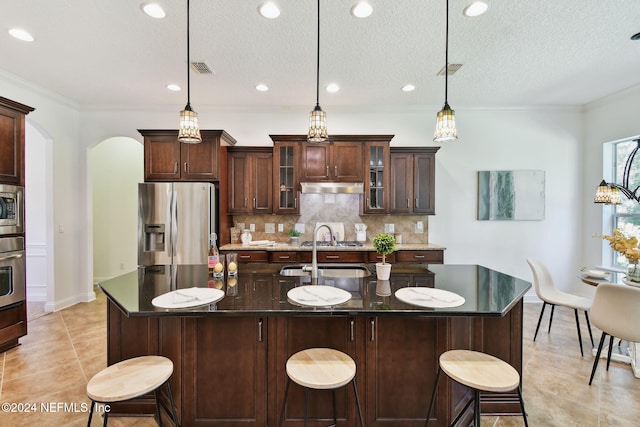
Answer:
top-left (249, 223), bottom-right (256, 232)
top-left (120, 263), bottom-right (125, 270)
top-left (265, 223), bottom-right (275, 233)
top-left (384, 223), bottom-right (395, 233)
top-left (295, 223), bottom-right (305, 234)
top-left (278, 223), bottom-right (284, 232)
top-left (236, 223), bottom-right (245, 230)
top-left (415, 221), bottom-right (424, 233)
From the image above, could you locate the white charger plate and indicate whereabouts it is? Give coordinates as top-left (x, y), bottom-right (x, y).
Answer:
top-left (152, 287), bottom-right (224, 309)
top-left (622, 277), bottom-right (640, 287)
top-left (287, 285), bottom-right (351, 307)
top-left (395, 287), bottom-right (465, 308)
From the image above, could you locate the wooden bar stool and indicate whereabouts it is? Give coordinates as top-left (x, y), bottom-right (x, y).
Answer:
top-left (425, 350), bottom-right (528, 427)
top-left (278, 348), bottom-right (364, 427)
top-left (86, 355), bottom-right (179, 427)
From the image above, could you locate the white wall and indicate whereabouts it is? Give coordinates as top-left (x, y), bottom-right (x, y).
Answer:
top-left (90, 137), bottom-right (143, 281)
top-left (25, 121), bottom-right (49, 302)
top-left (3, 64), bottom-right (639, 310)
top-left (1, 70), bottom-right (86, 311)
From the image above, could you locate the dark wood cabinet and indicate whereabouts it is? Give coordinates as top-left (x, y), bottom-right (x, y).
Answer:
top-left (140, 129), bottom-right (236, 182)
top-left (363, 141), bottom-right (391, 214)
top-left (390, 148), bottom-right (439, 215)
top-left (272, 139), bottom-right (300, 214)
top-left (275, 316), bottom-right (360, 426)
top-left (0, 97), bottom-right (34, 186)
top-left (0, 303), bottom-right (27, 353)
top-left (365, 316), bottom-right (444, 426)
top-left (301, 140), bottom-right (363, 182)
top-left (227, 147), bottom-right (273, 214)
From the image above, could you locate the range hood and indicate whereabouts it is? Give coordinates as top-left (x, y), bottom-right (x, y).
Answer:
top-left (300, 182), bottom-right (364, 194)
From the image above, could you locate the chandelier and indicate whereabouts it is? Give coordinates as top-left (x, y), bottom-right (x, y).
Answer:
top-left (594, 139), bottom-right (640, 204)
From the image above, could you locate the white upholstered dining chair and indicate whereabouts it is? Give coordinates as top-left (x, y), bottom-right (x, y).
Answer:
top-left (526, 258), bottom-right (594, 356)
top-left (588, 283), bottom-right (640, 384)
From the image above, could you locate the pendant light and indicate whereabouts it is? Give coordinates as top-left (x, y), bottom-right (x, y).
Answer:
top-left (433, 0), bottom-right (458, 143)
top-left (178, 0), bottom-right (202, 144)
top-left (594, 139), bottom-right (640, 204)
top-left (308, 0), bottom-right (328, 143)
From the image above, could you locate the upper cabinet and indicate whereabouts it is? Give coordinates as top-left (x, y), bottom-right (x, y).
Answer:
top-left (300, 139), bottom-right (363, 182)
top-left (271, 138), bottom-right (301, 214)
top-left (389, 147), bottom-right (439, 215)
top-left (140, 129), bottom-right (236, 182)
top-left (227, 147), bottom-right (273, 214)
top-left (0, 97), bottom-right (34, 186)
top-left (362, 137), bottom-right (394, 214)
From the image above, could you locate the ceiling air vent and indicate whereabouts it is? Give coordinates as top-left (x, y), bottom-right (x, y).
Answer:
top-left (437, 64), bottom-right (462, 76)
top-left (191, 61), bottom-right (213, 74)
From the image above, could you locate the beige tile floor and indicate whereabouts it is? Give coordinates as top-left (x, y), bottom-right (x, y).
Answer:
top-left (1, 293), bottom-right (639, 426)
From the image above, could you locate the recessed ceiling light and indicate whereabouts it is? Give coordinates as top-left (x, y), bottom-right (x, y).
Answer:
top-left (255, 83), bottom-right (269, 92)
top-left (351, 2), bottom-right (373, 18)
top-left (401, 84), bottom-right (416, 92)
top-left (259, 2), bottom-right (281, 19)
top-left (326, 83), bottom-right (340, 93)
top-left (142, 3), bottom-right (166, 19)
top-left (166, 84), bottom-right (181, 91)
top-left (8, 28), bottom-right (34, 42)
top-left (463, 1), bottom-right (488, 17)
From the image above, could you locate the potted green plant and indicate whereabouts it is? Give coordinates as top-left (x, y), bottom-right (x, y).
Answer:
top-left (288, 229), bottom-right (301, 245)
top-left (373, 232), bottom-right (396, 280)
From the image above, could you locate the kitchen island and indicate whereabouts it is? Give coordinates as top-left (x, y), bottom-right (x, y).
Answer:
top-left (100, 263), bottom-right (530, 427)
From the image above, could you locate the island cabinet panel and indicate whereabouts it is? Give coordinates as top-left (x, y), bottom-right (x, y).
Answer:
top-left (182, 316), bottom-right (267, 426)
top-left (365, 316), bottom-right (447, 426)
top-left (274, 316), bottom-right (362, 427)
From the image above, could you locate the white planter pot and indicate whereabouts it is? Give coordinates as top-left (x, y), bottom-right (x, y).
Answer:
top-left (376, 262), bottom-right (392, 280)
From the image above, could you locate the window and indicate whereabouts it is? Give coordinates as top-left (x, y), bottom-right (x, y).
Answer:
top-left (610, 138), bottom-right (640, 267)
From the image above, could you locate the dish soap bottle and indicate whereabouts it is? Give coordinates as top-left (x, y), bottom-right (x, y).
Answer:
top-left (208, 233), bottom-right (221, 277)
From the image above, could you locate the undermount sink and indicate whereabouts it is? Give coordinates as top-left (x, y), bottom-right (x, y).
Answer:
top-left (279, 264), bottom-right (371, 278)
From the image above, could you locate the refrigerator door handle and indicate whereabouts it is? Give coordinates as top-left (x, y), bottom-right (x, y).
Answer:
top-left (171, 189), bottom-right (178, 262)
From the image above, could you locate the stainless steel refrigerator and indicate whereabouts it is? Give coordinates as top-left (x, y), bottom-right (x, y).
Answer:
top-left (138, 182), bottom-right (216, 266)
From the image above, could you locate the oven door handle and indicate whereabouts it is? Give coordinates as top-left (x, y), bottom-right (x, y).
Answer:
top-left (0, 253), bottom-right (23, 261)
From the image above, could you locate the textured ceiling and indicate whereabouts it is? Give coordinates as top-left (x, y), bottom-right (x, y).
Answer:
top-left (1, 0), bottom-right (639, 110)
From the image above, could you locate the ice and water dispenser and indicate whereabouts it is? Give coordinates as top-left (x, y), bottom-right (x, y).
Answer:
top-left (143, 224), bottom-right (166, 252)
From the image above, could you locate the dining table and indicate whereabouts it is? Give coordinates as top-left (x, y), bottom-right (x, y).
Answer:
top-left (578, 270), bottom-right (640, 379)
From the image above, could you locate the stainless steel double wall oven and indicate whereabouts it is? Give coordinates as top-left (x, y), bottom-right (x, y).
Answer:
top-left (0, 184), bottom-right (25, 308)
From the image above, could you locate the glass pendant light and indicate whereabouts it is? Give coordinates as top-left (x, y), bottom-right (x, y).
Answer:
top-left (178, 0), bottom-right (202, 144)
top-left (308, 0), bottom-right (328, 143)
top-left (433, 0), bottom-right (458, 143)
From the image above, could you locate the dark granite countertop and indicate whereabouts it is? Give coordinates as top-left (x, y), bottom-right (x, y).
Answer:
top-left (99, 264), bottom-right (530, 318)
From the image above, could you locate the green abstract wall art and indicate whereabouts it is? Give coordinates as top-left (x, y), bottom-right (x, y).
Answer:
top-left (478, 170), bottom-right (545, 220)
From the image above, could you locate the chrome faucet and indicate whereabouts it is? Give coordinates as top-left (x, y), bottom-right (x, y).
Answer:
top-left (306, 223), bottom-right (335, 281)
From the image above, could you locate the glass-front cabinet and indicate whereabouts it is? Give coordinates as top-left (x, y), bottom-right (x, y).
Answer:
top-left (273, 140), bottom-right (300, 214)
top-left (363, 141), bottom-right (390, 214)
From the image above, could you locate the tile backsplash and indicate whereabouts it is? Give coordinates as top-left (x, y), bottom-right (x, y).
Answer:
top-left (231, 193), bottom-right (430, 244)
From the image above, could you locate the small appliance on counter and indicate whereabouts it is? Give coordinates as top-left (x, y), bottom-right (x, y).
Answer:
top-left (138, 182), bottom-right (217, 266)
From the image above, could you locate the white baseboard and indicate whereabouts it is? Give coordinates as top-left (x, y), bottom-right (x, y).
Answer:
top-left (26, 284), bottom-right (47, 302)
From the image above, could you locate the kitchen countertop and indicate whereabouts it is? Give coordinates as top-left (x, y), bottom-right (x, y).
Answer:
top-left (219, 242), bottom-right (446, 251)
top-left (99, 263), bottom-right (530, 318)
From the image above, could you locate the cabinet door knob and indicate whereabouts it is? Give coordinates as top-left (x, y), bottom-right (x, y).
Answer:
top-left (174, 162), bottom-right (178, 174)
top-left (407, 199), bottom-right (410, 208)
top-left (325, 165), bottom-right (329, 177)
top-left (334, 165), bottom-right (338, 177)
top-left (184, 162), bottom-right (188, 173)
